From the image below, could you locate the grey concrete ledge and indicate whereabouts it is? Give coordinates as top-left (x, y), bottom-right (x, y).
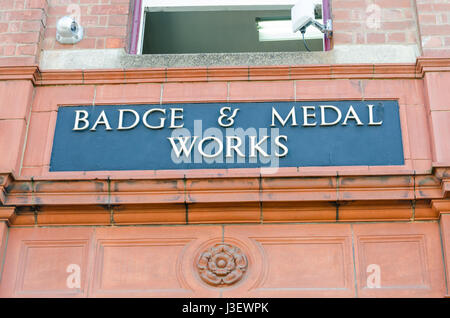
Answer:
top-left (39, 44), bottom-right (419, 70)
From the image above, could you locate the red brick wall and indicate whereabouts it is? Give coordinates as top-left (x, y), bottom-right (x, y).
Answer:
top-left (332, 0), bottom-right (420, 46)
top-left (416, 0), bottom-right (450, 56)
top-left (0, 0), bottom-right (132, 66)
top-left (0, 0), bottom-right (48, 66)
top-left (43, 0), bottom-right (132, 51)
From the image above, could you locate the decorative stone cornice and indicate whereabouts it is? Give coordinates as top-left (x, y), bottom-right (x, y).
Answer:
top-left (0, 172), bottom-right (14, 205)
top-left (0, 207), bottom-right (16, 225)
top-left (0, 57), bottom-right (449, 85)
top-left (433, 166), bottom-right (450, 199)
top-left (0, 65), bottom-right (39, 82)
top-left (0, 168), bottom-right (449, 225)
top-left (431, 200), bottom-right (450, 216)
top-left (416, 57), bottom-right (450, 76)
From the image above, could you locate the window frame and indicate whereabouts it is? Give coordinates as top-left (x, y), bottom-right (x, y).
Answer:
top-left (129, 0), bottom-right (331, 55)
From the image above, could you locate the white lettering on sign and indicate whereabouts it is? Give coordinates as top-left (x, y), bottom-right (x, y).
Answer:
top-left (302, 106), bottom-right (317, 127)
top-left (143, 108), bottom-right (166, 129)
top-left (368, 104), bottom-right (383, 125)
top-left (271, 107), bottom-right (298, 127)
top-left (90, 110), bottom-right (112, 131)
top-left (70, 103), bottom-right (384, 162)
top-left (73, 110), bottom-right (90, 131)
top-left (342, 105), bottom-right (364, 126)
top-left (118, 109), bottom-right (140, 130)
top-left (73, 107), bottom-right (184, 131)
top-left (73, 104), bottom-right (382, 131)
top-left (320, 105), bottom-right (342, 126)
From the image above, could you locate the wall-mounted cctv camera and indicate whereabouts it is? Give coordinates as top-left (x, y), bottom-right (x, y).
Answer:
top-left (291, 0), bottom-right (332, 38)
top-left (56, 16), bottom-right (84, 44)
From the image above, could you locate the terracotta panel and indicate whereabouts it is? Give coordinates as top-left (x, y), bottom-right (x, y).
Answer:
top-left (207, 66), bottom-right (249, 82)
top-left (32, 85), bottom-right (96, 112)
top-left (110, 179), bottom-right (184, 204)
top-left (10, 210), bottom-right (35, 226)
top-left (403, 80), bottom-right (425, 107)
top-left (20, 166), bottom-right (44, 176)
top-left (113, 204), bottom-right (186, 225)
top-left (162, 82), bottom-right (227, 103)
top-left (412, 159), bottom-right (433, 173)
top-left (94, 83), bottom-right (161, 105)
top-left (166, 68), bottom-right (208, 82)
top-left (262, 202), bottom-right (337, 222)
top-left (405, 104), bottom-right (432, 160)
top-left (414, 200), bottom-right (438, 220)
top-left (257, 239), bottom-right (347, 287)
top-left (353, 222), bottom-right (445, 297)
top-left (34, 180), bottom-right (107, 193)
top-left (0, 207), bottom-right (15, 224)
top-left (229, 81), bottom-right (294, 102)
top-left (429, 111), bottom-right (450, 163)
top-left (37, 206), bottom-right (111, 226)
top-left (398, 103), bottom-right (411, 161)
top-left (38, 70), bottom-right (84, 86)
top-left (339, 175), bottom-right (414, 200)
top-left (262, 177), bottom-right (337, 202)
top-left (97, 244), bottom-right (185, 290)
top-left (222, 224), bottom-right (355, 297)
top-left (361, 80), bottom-right (405, 102)
top-left (90, 226), bottom-right (222, 297)
top-left (22, 111), bottom-right (53, 167)
top-left (290, 65), bottom-right (332, 80)
top-left (424, 72), bottom-right (450, 111)
top-left (0, 227), bottom-right (94, 297)
top-left (0, 80), bottom-right (33, 119)
top-left (124, 68), bottom-right (166, 83)
top-left (184, 168), bottom-right (261, 179)
top-left (0, 222), bottom-right (7, 280)
top-left (330, 65), bottom-right (374, 79)
top-left (29, 179), bottom-right (109, 206)
top-left (433, 167), bottom-right (450, 180)
top-left (299, 166), bottom-right (369, 175)
top-left (415, 175), bottom-right (443, 199)
top-left (440, 214), bottom-right (450, 295)
top-left (186, 178), bottom-right (259, 203)
top-left (42, 111), bottom-right (58, 171)
top-left (82, 70), bottom-right (126, 85)
top-left (259, 166), bottom-right (301, 177)
top-left (0, 119), bottom-right (27, 172)
top-left (188, 202), bottom-right (260, 224)
top-left (402, 81), bottom-right (422, 107)
top-left (296, 79), bottom-right (363, 100)
top-left (338, 201), bottom-right (413, 222)
top-left (373, 65), bottom-right (417, 81)
top-left (249, 66), bottom-right (290, 81)
top-left (366, 164), bottom-right (414, 174)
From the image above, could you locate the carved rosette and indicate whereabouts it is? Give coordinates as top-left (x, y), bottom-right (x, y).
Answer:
top-left (197, 243), bottom-right (248, 287)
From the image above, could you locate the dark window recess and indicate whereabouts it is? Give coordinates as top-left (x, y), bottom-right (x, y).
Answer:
top-left (142, 10), bottom-right (323, 54)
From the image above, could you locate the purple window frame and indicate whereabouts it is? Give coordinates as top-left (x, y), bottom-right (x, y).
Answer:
top-left (129, 0), bottom-right (142, 55)
top-left (129, 0), bottom-right (331, 54)
top-left (322, 0), bottom-right (331, 51)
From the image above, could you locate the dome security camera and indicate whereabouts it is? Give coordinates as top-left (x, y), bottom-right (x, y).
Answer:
top-left (56, 16), bottom-right (84, 44)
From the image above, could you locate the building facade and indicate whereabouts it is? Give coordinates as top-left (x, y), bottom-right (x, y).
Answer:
top-left (0, 0), bottom-right (450, 297)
